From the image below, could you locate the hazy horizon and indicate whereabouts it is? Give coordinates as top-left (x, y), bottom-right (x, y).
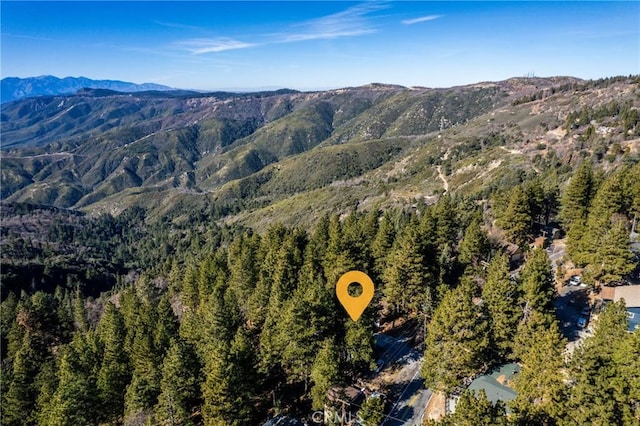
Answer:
top-left (2, 1), bottom-right (639, 91)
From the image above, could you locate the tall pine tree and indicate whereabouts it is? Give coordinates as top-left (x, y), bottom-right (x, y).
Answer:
top-left (155, 339), bottom-right (201, 426)
top-left (97, 302), bottom-right (130, 422)
top-left (482, 253), bottom-right (521, 360)
top-left (421, 279), bottom-right (489, 394)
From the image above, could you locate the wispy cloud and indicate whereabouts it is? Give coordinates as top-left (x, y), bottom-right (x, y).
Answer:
top-left (1, 32), bottom-right (55, 42)
top-left (278, 2), bottom-right (389, 42)
top-left (402, 15), bottom-right (442, 25)
top-left (154, 21), bottom-right (205, 32)
top-left (173, 2), bottom-right (387, 55)
top-left (177, 38), bottom-right (256, 54)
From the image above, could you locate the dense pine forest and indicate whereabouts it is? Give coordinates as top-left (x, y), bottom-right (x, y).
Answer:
top-left (2, 158), bottom-right (639, 425)
top-left (2, 75), bottom-right (640, 425)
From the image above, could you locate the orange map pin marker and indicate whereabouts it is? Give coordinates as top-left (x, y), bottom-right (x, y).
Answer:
top-left (336, 270), bottom-right (374, 321)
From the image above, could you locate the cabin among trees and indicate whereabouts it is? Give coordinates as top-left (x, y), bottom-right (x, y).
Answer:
top-left (599, 285), bottom-right (640, 331)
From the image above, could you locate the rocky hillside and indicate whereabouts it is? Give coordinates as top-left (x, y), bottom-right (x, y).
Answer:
top-left (2, 76), bottom-right (639, 229)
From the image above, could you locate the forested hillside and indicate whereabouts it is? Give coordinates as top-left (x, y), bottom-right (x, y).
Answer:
top-left (3, 76), bottom-right (638, 228)
top-left (1, 75), bottom-right (639, 425)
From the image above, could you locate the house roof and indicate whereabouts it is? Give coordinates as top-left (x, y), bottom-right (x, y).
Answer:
top-left (502, 243), bottom-right (522, 255)
top-left (532, 236), bottom-right (547, 248)
top-left (468, 363), bottom-right (520, 413)
top-left (601, 285), bottom-right (640, 308)
top-left (600, 286), bottom-right (616, 300)
top-left (326, 386), bottom-right (364, 404)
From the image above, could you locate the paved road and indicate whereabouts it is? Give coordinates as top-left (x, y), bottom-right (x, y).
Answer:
top-left (545, 242), bottom-right (565, 270)
top-left (374, 333), bottom-right (414, 369)
top-left (374, 331), bottom-right (431, 426)
top-left (381, 355), bottom-right (432, 426)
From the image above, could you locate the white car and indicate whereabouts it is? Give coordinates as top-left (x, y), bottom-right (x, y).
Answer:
top-left (569, 275), bottom-right (581, 286)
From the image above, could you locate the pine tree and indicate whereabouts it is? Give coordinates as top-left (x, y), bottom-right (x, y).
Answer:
top-left (458, 215), bottom-right (490, 269)
top-left (434, 194), bottom-right (457, 253)
top-left (120, 287), bottom-right (142, 355)
top-left (322, 214), bottom-right (358, 287)
top-left (226, 232), bottom-right (261, 314)
top-left (591, 220), bottom-right (636, 284)
top-left (498, 186), bottom-right (532, 248)
top-left (525, 178), bottom-right (546, 225)
top-left (310, 338), bottom-right (340, 410)
top-left (1, 292), bottom-right (19, 376)
top-left (5, 315), bottom-right (25, 362)
top-left (124, 303), bottom-right (161, 417)
top-left (566, 218), bottom-right (592, 267)
top-left (45, 333), bottom-right (100, 426)
top-left (246, 226), bottom-right (288, 330)
top-left (34, 360), bottom-right (58, 426)
top-left (624, 163), bottom-right (640, 227)
top-left (511, 310), bottom-right (556, 365)
top-left (511, 319), bottom-right (566, 423)
top-left (358, 396), bottom-right (385, 426)
top-left (283, 257), bottom-right (337, 382)
top-left (611, 330), bottom-right (640, 424)
top-left (565, 301), bottom-right (634, 425)
top-left (196, 251), bottom-right (227, 298)
top-left (154, 293), bottom-right (179, 356)
top-left (155, 339), bottom-right (201, 426)
top-left (197, 286), bottom-right (237, 355)
top-left (421, 279), bottom-right (489, 394)
top-left (260, 232), bottom-right (308, 375)
top-left (343, 318), bottom-right (375, 373)
top-left (72, 291), bottom-right (88, 333)
top-left (428, 198), bottom-right (459, 287)
top-left (383, 224), bottom-right (433, 317)
top-left (0, 292), bottom-right (18, 340)
top-left (587, 171), bottom-right (625, 231)
top-left (201, 341), bottom-right (234, 426)
top-left (482, 253), bottom-right (521, 360)
top-left (97, 302), bottom-right (130, 422)
top-left (569, 170), bottom-right (630, 273)
top-left (53, 288), bottom-right (74, 342)
top-left (277, 295), bottom-right (320, 386)
top-left (560, 160), bottom-right (594, 230)
top-left (168, 259), bottom-right (183, 296)
top-left (202, 328), bottom-right (257, 425)
top-left (341, 210), bottom-right (376, 272)
top-left (371, 211), bottom-right (396, 280)
top-left (181, 261), bottom-right (200, 310)
top-left (3, 331), bottom-right (48, 425)
top-left (520, 248), bottom-right (555, 315)
top-left (542, 173), bottom-right (560, 225)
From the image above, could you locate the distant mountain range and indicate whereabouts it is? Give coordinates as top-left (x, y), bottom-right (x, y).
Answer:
top-left (1, 75), bottom-right (173, 103)
top-left (1, 75), bottom-right (638, 229)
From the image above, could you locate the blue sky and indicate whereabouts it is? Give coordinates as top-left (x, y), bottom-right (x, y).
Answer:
top-left (2, 1), bottom-right (639, 90)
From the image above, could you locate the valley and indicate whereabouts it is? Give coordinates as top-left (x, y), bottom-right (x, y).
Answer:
top-left (5, 76), bottom-right (638, 230)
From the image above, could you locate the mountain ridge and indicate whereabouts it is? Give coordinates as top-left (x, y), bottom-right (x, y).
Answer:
top-left (1, 75), bottom-right (174, 103)
top-left (2, 75), bottom-right (638, 230)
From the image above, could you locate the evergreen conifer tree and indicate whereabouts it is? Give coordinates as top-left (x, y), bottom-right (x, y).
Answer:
top-left (421, 279), bottom-right (489, 394)
top-left (155, 339), bottom-right (201, 426)
top-left (310, 338), bottom-right (340, 410)
top-left (482, 253), bottom-right (521, 360)
top-left (97, 302), bottom-right (130, 422)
